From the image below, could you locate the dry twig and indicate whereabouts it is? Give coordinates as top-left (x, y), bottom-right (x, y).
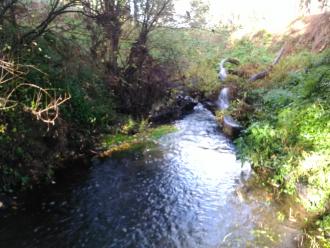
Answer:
top-left (0, 57), bottom-right (70, 125)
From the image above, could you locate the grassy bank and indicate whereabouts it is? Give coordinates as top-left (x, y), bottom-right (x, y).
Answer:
top-left (99, 124), bottom-right (177, 158)
top-left (232, 47), bottom-right (330, 246)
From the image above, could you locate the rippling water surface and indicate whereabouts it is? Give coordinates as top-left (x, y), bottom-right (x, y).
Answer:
top-left (0, 105), bottom-right (299, 248)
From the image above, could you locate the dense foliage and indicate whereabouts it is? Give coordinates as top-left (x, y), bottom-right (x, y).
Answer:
top-left (234, 47), bottom-right (330, 247)
top-left (0, 0), bottom-right (231, 191)
top-left (1, 1), bottom-right (330, 246)
top-left (0, 0), bottom-right (180, 191)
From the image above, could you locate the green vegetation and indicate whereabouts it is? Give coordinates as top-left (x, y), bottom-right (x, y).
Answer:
top-left (100, 124), bottom-right (177, 157)
top-left (150, 27), bottom-right (232, 97)
top-left (0, 0), bottom-right (180, 192)
top-left (149, 125), bottom-right (177, 139)
top-left (1, 0), bottom-right (329, 245)
top-left (233, 46), bottom-right (330, 246)
top-left (0, 0), bottom-right (235, 193)
top-left (0, 23), bottom-right (115, 191)
top-left (224, 33), bottom-right (275, 65)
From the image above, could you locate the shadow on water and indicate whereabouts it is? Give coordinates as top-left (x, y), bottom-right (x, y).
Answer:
top-left (0, 105), bottom-right (301, 248)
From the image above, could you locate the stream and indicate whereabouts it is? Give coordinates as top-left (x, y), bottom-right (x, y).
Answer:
top-left (0, 104), bottom-right (300, 248)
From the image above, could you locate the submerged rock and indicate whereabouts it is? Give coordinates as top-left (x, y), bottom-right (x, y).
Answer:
top-left (222, 115), bottom-right (242, 138)
top-left (201, 101), bottom-right (218, 114)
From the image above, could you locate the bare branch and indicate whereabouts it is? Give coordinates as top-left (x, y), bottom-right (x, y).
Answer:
top-left (18, 0), bottom-right (81, 46)
top-left (249, 46), bottom-right (285, 82)
top-left (0, 57), bottom-right (70, 125)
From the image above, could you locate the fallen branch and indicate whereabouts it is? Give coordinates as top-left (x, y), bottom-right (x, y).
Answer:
top-left (248, 46), bottom-right (285, 82)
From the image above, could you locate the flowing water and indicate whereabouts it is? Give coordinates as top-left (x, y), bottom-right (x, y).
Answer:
top-left (217, 87), bottom-right (230, 110)
top-left (216, 87), bottom-right (241, 129)
top-left (0, 105), bottom-right (300, 248)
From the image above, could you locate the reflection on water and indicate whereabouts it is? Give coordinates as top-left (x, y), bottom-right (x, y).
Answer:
top-left (0, 105), bottom-right (298, 248)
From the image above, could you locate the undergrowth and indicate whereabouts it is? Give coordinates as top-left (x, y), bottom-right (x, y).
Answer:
top-left (100, 123), bottom-right (177, 157)
top-left (235, 48), bottom-right (330, 247)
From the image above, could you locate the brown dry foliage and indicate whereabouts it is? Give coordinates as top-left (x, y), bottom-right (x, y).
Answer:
top-left (284, 12), bottom-right (330, 53)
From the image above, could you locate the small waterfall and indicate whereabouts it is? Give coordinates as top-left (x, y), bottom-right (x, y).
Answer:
top-left (217, 87), bottom-right (241, 129)
top-left (217, 59), bottom-right (231, 111)
top-left (217, 87), bottom-right (230, 110)
top-left (218, 58), bottom-right (228, 81)
top-left (217, 59), bottom-right (242, 135)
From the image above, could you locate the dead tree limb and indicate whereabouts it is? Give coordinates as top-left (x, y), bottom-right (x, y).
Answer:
top-left (248, 46), bottom-right (285, 82)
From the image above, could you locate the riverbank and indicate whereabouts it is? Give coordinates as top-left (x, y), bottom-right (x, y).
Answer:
top-left (0, 104), bottom-right (303, 247)
top-left (0, 102), bottom-right (193, 210)
top-left (230, 47), bottom-right (330, 247)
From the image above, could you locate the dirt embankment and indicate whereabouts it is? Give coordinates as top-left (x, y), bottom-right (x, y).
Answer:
top-left (284, 12), bottom-right (330, 53)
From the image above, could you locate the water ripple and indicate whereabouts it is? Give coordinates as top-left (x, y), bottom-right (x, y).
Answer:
top-left (0, 106), bottom-right (299, 248)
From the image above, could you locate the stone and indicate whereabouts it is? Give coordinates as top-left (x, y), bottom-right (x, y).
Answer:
top-left (149, 95), bottom-right (197, 124)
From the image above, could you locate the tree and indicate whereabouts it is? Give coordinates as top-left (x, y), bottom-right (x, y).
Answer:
top-left (82, 0), bottom-right (131, 73)
top-left (0, 0), bottom-right (81, 124)
top-left (0, 0), bottom-right (81, 52)
top-left (185, 0), bottom-right (209, 29)
top-left (119, 0), bottom-right (174, 114)
top-left (0, 0), bottom-right (18, 22)
top-left (126, 0), bottom-right (174, 71)
top-left (19, 0), bottom-right (80, 46)
top-left (81, 0), bottom-right (173, 74)
top-left (300, 0), bottom-right (329, 11)
top-left (78, 0), bottom-right (175, 114)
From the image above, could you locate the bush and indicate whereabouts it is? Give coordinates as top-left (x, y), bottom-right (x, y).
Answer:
top-left (236, 48), bottom-right (330, 204)
top-left (149, 28), bottom-right (228, 97)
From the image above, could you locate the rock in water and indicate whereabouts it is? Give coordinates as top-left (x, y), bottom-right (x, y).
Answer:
top-left (149, 95), bottom-right (197, 124)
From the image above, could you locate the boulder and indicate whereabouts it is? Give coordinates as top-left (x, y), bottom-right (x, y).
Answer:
top-left (149, 95), bottom-right (198, 124)
top-left (222, 116), bottom-right (242, 138)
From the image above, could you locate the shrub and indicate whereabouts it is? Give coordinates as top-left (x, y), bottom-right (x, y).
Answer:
top-left (236, 48), bottom-right (330, 203)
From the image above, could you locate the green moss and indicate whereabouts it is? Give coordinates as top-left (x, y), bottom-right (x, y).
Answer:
top-left (148, 125), bottom-right (177, 139)
top-left (100, 124), bottom-right (177, 157)
top-left (102, 133), bottom-right (137, 147)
